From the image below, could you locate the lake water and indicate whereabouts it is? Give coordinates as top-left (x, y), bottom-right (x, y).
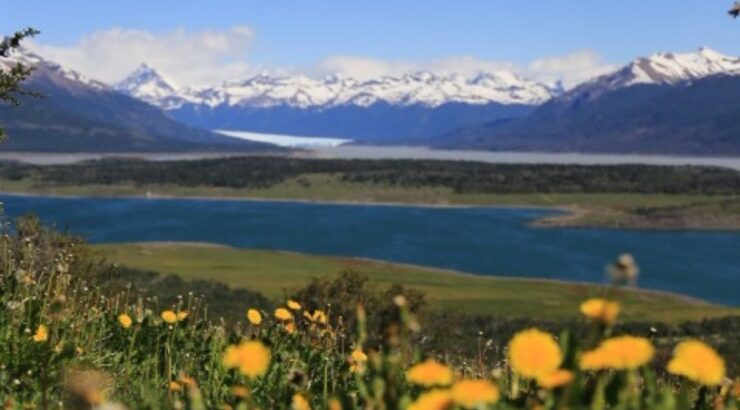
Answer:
top-left (1, 194), bottom-right (738, 306)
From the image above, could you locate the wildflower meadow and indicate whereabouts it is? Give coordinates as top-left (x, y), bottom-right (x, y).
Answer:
top-left (0, 218), bottom-right (737, 410)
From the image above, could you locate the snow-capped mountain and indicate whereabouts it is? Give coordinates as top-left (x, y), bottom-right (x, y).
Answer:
top-left (438, 47), bottom-right (740, 155)
top-left (1, 48), bottom-right (109, 91)
top-left (113, 63), bottom-right (180, 108)
top-left (562, 47), bottom-right (740, 102)
top-left (0, 49), bottom-right (276, 152)
top-left (116, 68), bottom-right (561, 110)
top-left (115, 66), bottom-right (560, 142)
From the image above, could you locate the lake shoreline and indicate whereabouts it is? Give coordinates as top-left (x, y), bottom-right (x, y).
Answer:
top-left (3, 191), bottom-right (738, 306)
top-left (3, 188), bottom-right (740, 231)
top-left (0, 189), bottom-right (560, 210)
top-left (93, 241), bottom-right (740, 321)
top-left (114, 240), bottom-right (717, 307)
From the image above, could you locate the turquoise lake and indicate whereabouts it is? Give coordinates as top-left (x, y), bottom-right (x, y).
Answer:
top-left (1, 194), bottom-right (738, 306)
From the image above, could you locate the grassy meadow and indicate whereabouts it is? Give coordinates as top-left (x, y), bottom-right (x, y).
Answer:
top-left (1, 220), bottom-right (738, 409)
top-left (92, 242), bottom-right (739, 322)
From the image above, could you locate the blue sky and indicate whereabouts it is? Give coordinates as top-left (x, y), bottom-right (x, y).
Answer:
top-left (3, 0), bottom-right (738, 87)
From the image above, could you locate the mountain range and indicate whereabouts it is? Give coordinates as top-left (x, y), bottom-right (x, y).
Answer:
top-left (115, 66), bottom-right (562, 142)
top-left (436, 48), bottom-right (740, 154)
top-left (1, 46), bottom-right (739, 154)
top-left (0, 51), bottom-right (277, 152)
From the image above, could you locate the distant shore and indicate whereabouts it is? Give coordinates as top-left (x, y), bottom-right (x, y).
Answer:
top-left (2, 187), bottom-right (739, 231)
top-left (2, 154), bottom-right (739, 230)
top-left (2, 147), bottom-right (740, 169)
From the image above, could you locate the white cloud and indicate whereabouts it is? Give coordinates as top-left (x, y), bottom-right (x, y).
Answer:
top-left (27, 27), bottom-right (618, 90)
top-left (527, 50), bottom-right (618, 88)
top-left (27, 26), bottom-right (257, 87)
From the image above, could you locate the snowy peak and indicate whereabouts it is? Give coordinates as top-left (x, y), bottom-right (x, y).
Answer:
top-left (0, 47), bottom-right (109, 91)
top-left (116, 68), bottom-right (562, 110)
top-left (589, 48), bottom-right (740, 92)
top-left (114, 64), bottom-right (179, 107)
top-left (558, 47), bottom-right (740, 103)
top-left (623, 47), bottom-right (740, 86)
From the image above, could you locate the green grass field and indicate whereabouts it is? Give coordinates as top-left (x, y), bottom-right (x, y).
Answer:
top-left (92, 242), bottom-right (738, 322)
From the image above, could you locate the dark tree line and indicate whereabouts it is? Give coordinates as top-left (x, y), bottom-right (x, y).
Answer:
top-left (3, 157), bottom-right (740, 195)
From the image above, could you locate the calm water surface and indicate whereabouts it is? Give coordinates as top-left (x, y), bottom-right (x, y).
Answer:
top-left (1, 194), bottom-right (738, 305)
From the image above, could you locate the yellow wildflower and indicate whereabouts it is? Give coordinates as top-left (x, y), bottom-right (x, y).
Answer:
top-left (408, 389), bottom-right (452, 410)
top-left (406, 359), bottom-right (454, 387)
top-left (291, 393), bottom-right (311, 410)
top-left (580, 298), bottom-right (620, 324)
top-left (118, 313), bottom-right (133, 329)
top-left (349, 348), bottom-right (368, 373)
top-left (537, 369), bottom-right (574, 389)
top-left (247, 309), bottom-right (262, 325)
top-left (168, 381), bottom-right (182, 392)
top-left (580, 336), bottom-right (654, 370)
top-left (287, 300), bottom-right (302, 311)
top-left (667, 340), bottom-right (725, 386)
top-left (275, 308), bottom-right (294, 321)
top-left (161, 310), bottom-right (177, 324)
top-left (285, 322), bottom-right (296, 334)
top-left (32, 325), bottom-right (48, 342)
top-left (179, 376), bottom-right (196, 388)
top-left (450, 379), bottom-right (500, 408)
top-left (328, 398), bottom-right (342, 410)
top-left (507, 328), bottom-right (562, 379)
top-left (232, 386), bottom-right (249, 398)
top-left (304, 310), bottom-right (328, 324)
top-left (222, 340), bottom-right (271, 378)
top-left (176, 311), bottom-right (188, 321)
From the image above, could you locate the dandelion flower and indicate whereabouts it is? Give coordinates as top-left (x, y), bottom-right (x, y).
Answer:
top-left (285, 322), bottom-right (296, 334)
top-left (287, 300), bottom-right (302, 311)
top-left (328, 398), bottom-right (342, 410)
top-left (667, 340), bottom-right (725, 386)
top-left (176, 311), bottom-right (188, 321)
top-left (291, 393), bottom-right (311, 410)
top-left (179, 376), bottom-right (196, 388)
top-left (118, 313), bottom-right (133, 329)
top-left (304, 310), bottom-right (328, 324)
top-left (580, 336), bottom-right (654, 370)
top-left (32, 325), bottom-right (48, 342)
top-left (232, 386), bottom-right (249, 398)
top-left (537, 369), bottom-right (574, 389)
top-left (408, 389), bottom-right (452, 410)
top-left (247, 309), bottom-right (262, 325)
top-left (222, 340), bottom-right (271, 378)
top-left (451, 379), bottom-right (499, 408)
top-left (406, 359), bottom-right (454, 387)
top-left (168, 381), bottom-right (182, 392)
top-left (580, 298), bottom-right (620, 324)
top-left (275, 308), bottom-right (294, 321)
top-left (507, 328), bottom-right (562, 379)
top-left (349, 348), bottom-right (368, 373)
top-left (161, 310), bottom-right (177, 324)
